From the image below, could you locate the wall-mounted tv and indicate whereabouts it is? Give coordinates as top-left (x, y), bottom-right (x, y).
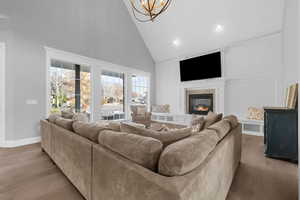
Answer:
top-left (180, 51), bottom-right (222, 82)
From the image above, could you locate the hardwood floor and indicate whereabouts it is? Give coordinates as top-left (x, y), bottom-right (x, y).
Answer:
top-left (0, 135), bottom-right (297, 200)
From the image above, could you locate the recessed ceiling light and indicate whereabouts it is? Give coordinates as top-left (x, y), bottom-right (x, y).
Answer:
top-left (172, 39), bottom-right (181, 47)
top-left (215, 24), bottom-right (224, 33)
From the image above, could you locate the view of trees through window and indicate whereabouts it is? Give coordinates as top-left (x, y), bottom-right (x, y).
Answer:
top-left (49, 62), bottom-right (149, 120)
top-left (132, 75), bottom-right (149, 106)
top-left (50, 60), bottom-right (91, 114)
top-left (100, 70), bottom-right (125, 120)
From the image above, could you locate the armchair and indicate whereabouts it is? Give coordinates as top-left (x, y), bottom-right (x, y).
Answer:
top-left (130, 105), bottom-right (151, 128)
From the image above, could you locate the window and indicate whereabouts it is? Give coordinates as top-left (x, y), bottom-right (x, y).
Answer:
top-left (100, 70), bottom-right (125, 120)
top-left (49, 60), bottom-right (91, 114)
top-left (132, 75), bottom-right (149, 106)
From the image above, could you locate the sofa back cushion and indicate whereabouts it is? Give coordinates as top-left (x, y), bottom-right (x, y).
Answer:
top-left (120, 124), bottom-right (192, 147)
top-left (54, 117), bottom-right (74, 131)
top-left (98, 130), bottom-right (163, 171)
top-left (61, 110), bottom-right (74, 119)
top-left (107, 121), bottom-right (121, 132)
top-left (204, 112), bottom-right (223, 129)
top-left (72, 113), bottom-right (89, 123)
top-left (120, 122), bottom-right (144, 133)
top-left (158, 129), bottom-right (219, 176)
top-left (223, 115), bottom-right (239, 129)
top-left (48, 114), bottom-right (61, 123)
top-left (73, 121), bottom-right (109, 143)
top-left (207, 120), bottom-right (231, 141)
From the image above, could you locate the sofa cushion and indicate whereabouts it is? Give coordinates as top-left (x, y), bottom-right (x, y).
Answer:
top-left (120, 122), bottom-right (145, 133)
top-left (48, 114), bottom-right (61, 123)
top-left (122, 125), bottom-right (192, 147)
top-left (73, 121), bottom-right (109, 143)
top-left (207, 120), bottom-right (231, 141)
top-left (54, 117), bottom-right (74, 131)
top-left (223, 115), bottom-right (239, 129)
top-left (61, 110), bottom-right (74, 119)
top-left (107, 121), bottom-right (121, 132)
top-left (158, 130), bottom-right (219, 176)
top-left (98, 130), bottom-right (163, 171)
top-left (204, 112), bottom-right (223, 129)
top-left (72, 113), bottom-right (89, 123)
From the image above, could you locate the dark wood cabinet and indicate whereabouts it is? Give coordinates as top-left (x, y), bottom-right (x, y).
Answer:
top-left (264, 107), bottom-right (298, 162)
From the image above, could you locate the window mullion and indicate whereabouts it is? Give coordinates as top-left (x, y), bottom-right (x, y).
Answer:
top-left (75, 64), bottom-right (81, 113)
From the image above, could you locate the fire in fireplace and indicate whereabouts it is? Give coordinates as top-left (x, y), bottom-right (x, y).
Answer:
top-left (188, 93), bottom-right (214, 115)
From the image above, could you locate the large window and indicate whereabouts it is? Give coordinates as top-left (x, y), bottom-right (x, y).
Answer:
top-left (50, 60), bottom-right (91, 114)
top-left (132, 75), bottom-right (149, 106)
top-left (100, 70), bottom-right (125, 120)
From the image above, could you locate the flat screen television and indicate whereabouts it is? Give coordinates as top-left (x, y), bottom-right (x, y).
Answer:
top-left (180, 52), bottom-right (222, 82)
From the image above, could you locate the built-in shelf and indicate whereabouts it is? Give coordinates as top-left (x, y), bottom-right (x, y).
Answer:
top-left (239, 119), bottom-right (264, 136)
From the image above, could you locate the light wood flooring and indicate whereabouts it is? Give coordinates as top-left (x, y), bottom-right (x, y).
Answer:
top-left (0, 135), bottom-right (298, 200)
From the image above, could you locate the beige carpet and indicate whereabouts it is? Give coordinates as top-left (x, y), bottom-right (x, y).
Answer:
top-left (0, 135), bottom-right (297, 200)
top-left (226, 135), bottom-right (298, 200)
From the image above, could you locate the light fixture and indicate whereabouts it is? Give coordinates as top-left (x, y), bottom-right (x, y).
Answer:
top-left (130, 0), bottom-right (172, 22)
top-left (172, 39), bottom-right (181, 47)
top-left (215, 24), bottom-right (224, 33)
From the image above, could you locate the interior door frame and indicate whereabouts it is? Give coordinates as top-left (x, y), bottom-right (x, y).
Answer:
top-left (0, 42), bottom-right (5, 145)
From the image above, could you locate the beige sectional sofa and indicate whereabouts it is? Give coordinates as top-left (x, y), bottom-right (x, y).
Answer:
top-left (40, 114), bottom-right (241, 200)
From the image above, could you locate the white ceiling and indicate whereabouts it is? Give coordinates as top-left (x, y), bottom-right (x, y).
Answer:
top-left (123, 0), bottom-right (285, 63)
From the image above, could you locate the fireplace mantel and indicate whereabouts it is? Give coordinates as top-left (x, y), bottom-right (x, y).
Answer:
top-left (179, 78), bottom-right (226, 115)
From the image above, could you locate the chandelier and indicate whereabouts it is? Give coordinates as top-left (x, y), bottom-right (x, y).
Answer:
top-left (130, 0), bottom-right (172, 22)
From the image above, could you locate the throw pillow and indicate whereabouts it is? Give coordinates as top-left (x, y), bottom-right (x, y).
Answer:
top-left (151, 105), bottom-right (170, 113)
top-left (204, 112), bottom-right (223, 129)
top-left (190, 116), bottom-right (205, 132)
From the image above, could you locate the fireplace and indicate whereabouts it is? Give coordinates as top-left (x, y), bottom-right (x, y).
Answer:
top-left (186, 89), bottom-right (215, 115)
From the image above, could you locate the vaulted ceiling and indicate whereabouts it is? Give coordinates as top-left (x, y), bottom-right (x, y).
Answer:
top-left (123, 0), bottom-right (285, 62)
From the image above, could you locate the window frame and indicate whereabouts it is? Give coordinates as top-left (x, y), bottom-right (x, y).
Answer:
top-left (131, 74), bottom-right (150, 108)
top-left (45, 47), bottom-right (151, 122)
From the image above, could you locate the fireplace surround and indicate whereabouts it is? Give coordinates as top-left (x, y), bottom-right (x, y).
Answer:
top-left (180, 79), bottom-right (225, 115)
top-left (185, 89), bottom-right (216, 115)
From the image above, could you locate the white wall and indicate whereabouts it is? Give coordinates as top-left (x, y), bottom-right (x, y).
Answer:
top-left (156, 33), bottom-right (283, 119)
top-left (283, 0), bottom-right (299, 89)
top-left (0, 0), bottom-right (155, 142)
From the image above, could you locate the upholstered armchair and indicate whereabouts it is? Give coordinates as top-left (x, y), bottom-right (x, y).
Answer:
top-left (130, 105), bottom-right (152, 128)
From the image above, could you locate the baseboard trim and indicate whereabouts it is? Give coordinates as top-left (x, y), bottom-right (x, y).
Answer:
top-left (0, 136), bottom-right (41, 148)
top-left (243, 132), bottom-right (264, 137)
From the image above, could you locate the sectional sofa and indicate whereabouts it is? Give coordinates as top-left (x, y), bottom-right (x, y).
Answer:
top-left (40, 114), bottom-right (241, 200)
